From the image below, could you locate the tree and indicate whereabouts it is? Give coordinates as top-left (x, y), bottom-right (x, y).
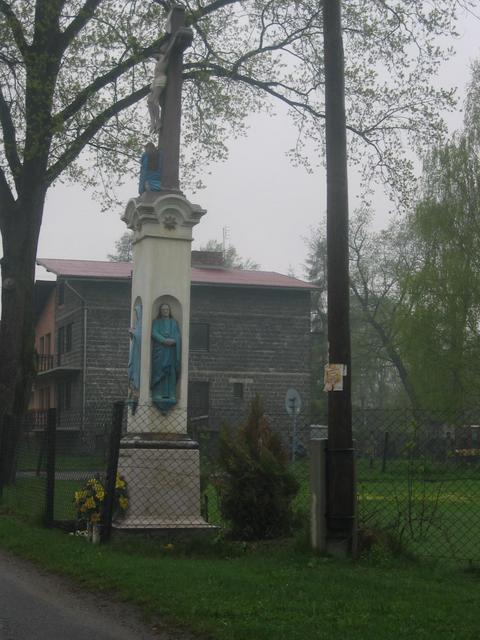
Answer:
top-left (108, 231), bottom-right (133, 262)
top-left (397, 134), bottom-right (480, 413)
top-left (306, 214), bottom-right (413, 412)
top-left (0, 0), bottom-right (470, 428)
top-left (199, 239), bottom-right (259, 270)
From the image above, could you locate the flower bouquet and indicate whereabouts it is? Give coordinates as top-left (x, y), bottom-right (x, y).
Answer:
top-left (74, 473), bottom-right (129, 532)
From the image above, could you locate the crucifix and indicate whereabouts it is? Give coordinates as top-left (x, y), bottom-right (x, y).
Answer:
top-left (148, 5), bottom-right (193, 192)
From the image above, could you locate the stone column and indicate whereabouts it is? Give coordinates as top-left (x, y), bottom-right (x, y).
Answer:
top-left (115, 191), bottom-right (211, 530)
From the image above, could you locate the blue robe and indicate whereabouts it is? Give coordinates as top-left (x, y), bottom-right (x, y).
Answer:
top-left (128, 304), bottom-right (142, 393)
top-left (151, 317), bottom-right (181, 412)
top-left (138, 150), bottom-right (163, 194)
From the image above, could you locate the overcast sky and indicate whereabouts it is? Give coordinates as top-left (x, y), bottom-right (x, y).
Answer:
top-left (36, 8), bottom-right (480, 282)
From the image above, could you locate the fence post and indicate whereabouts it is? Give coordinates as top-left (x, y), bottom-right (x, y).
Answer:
top-left (310, 426), bottom-right (328, 553)
top-left (0, 415), bottom-right (7, 500)
top-left (382, 431), bottom-right (389, 473)
top-left (101, 401), bottom-right (124, 543)
top-left (44, 408), bottom-right (57, 527)
top-left (0, 414), bottom-right (20, 489)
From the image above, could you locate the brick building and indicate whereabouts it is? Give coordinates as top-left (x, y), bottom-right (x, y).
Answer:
top-left (32, 254), bottom-right (314, 437)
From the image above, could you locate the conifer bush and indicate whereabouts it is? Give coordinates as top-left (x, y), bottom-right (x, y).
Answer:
top-left (217, 396), bottom-right (299, 540)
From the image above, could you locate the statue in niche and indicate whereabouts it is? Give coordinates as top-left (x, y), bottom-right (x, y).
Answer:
top-left (127, 303), bottom-right (142, 411)
top-left (151, 303), bottom-right (181, 413)
top-left (138, 142), bottom-right (163, 194)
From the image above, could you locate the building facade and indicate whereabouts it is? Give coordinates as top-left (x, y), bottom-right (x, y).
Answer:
top-left (32, 255), bottom-right (314, 439)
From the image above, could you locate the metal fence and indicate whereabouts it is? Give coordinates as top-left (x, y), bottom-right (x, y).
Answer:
top-left (1, 403), bottom-right (480, 562)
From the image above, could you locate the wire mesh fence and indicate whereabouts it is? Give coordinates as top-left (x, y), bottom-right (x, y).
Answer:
top-left (1, 402), bottom-right (480, 562)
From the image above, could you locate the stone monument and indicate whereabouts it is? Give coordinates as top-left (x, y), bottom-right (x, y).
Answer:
top-left (116, 6), bottom-right (209, 530)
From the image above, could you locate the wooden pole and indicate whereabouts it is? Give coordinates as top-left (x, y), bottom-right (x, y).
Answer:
top-left (323, 0), bottom-right (356, 555)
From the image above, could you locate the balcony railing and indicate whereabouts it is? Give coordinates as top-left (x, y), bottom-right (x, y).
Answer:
top-left (36, 354), bottom-right (54, 372)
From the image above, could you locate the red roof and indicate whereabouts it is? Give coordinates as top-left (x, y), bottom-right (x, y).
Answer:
top-left (36, 258), bottom-right (315, 290)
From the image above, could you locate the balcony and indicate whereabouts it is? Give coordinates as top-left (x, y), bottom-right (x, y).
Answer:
top-left (35, 353), bottom-right (81, 377)
top-left (37, 353), bottom-right (54, 372)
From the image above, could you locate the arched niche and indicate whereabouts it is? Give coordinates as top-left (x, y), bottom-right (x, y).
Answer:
top-left (152, 295), bottom-right (182, 327)
top-left (151, 295), bottom-right (183, 408)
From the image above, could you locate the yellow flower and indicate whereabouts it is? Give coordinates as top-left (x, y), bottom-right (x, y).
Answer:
top-left (118, 496), bottom-right (129, 510)
top-left (163, 543), bottom-right (174, 551)
top-left (84, 497), bottom-right (96, 510)
top-left (74, 490), bottom-right (87, 504)
top-left (90, 511), bottom-right (101, 524)
top-left (95, 489), bottom-right (105, 501)
top-left (115, 477), bottom-right (126, 490)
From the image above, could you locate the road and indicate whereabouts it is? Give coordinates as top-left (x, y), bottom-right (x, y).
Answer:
top-left (0, 549), bottom-right (193, 640)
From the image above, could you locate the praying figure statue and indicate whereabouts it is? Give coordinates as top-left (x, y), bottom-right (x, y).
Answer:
top-left (138, 142), bottom-right (163, 194)
top-left (127, 303), bottom-right (142, 410)
top-left (151, 303), bottom-right (181, 413)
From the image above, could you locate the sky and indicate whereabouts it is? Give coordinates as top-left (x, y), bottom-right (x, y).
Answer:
top-left (36, 7), bottom-right (480, 283)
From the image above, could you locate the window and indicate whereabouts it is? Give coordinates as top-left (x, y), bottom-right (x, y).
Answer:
top-left (39, 336), bottom-right (45, 355)
top-left (57, 324), bottom-right (73, 354)
top-left (65, 323), bottom-right (72, 352)
top-left (232, 382), bottom-right (244, 399)
top-left (45, 333), bottom-right (51, 355)
top-left (190, 323), bottom-right (209, 351)
top-left (39, 387), bottom-right (51, 410)
top-left (57, 326), bottom-right (65, 354)
top-left (57, 381), bottom-right (71, 411)
top-left (58, 281), bottom-right (65, 306)
top-left (188, 381), bottom-right (209, 415)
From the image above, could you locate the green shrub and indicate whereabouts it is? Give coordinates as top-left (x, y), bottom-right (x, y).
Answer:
top-left (217, 396), bottom-right (299, 540)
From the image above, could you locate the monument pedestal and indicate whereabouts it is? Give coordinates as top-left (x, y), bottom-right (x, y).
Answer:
top-left (116, 191), bottom-right (212, 534)
top-left (114, 436), bottom-right (213, 530)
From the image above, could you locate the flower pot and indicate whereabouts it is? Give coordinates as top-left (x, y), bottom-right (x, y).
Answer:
top-left (92, 524), bottom-right (101, 545)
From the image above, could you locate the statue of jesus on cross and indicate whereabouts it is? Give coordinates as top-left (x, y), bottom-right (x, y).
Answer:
top-left (145, 6), bottom-right (193, 193)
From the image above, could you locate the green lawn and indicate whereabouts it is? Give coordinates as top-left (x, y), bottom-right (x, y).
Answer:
top-left (3, 454), bottom-right (480, 563)
top-left (0, 516), bottom-right (479, 640)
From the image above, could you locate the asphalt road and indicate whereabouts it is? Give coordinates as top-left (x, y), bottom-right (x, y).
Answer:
top-left (0, 549), bottom-right (191, 640)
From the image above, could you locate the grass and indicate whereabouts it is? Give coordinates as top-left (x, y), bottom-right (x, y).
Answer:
top-left (3, 454), bottom-right (480, 562)
top-left (0, 515), bottom-right (479, 639)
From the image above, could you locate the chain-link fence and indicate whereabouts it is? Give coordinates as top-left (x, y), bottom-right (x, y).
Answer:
top-left (1, 403), bottom-right (480, 562)
top-left (352, 407), bottom-right (480, 562)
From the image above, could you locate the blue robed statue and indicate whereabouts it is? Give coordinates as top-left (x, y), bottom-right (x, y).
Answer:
top-left (138, 142), bottom-right (163, 194)
top-left (127, 303), bottom-right (142, 408)
top-left (151, 303), bottom-right (181, 412)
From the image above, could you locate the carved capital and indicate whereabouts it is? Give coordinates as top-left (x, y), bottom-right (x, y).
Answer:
top-left (122, 193), bottom-right (206, 236)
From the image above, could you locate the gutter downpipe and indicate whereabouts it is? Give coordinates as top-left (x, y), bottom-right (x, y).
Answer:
top-left (65, 281), bottom-right (87, 433)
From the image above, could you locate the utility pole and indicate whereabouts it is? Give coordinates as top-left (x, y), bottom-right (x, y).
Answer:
top-left (323, 0), bottom-right (356, 555)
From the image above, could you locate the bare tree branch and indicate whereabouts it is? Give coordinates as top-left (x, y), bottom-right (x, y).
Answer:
top-left (58, 0), bottom-right (104, 52)
top-left (0, 0), bottom-right (29, 58)
top-left (187, 0), bottom-right (241, 25)
top-left (55, 37), bottom-right (167, 124)
top-left (46, 84), bottom-right (150, 184)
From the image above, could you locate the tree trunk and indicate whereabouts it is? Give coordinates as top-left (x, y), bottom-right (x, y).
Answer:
top-left (0, 189), bottom-right (45, 482)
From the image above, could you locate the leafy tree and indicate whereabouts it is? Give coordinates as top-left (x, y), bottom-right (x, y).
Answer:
top-left (306, 214), bottom-right (413, 413)
top-left (397, 134), bottom-right (480, 413)
top-left (348, 210), bottom-right (422, 411)
top-left (0, 0), bottom-right (470, 430)
top-left (108, 231), bottom-right (133, 262)
top-left (199, 239), bottom-right (259, 270)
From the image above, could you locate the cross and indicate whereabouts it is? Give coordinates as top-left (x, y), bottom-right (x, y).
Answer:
top-left (150, 6), bottom-right (193, 193)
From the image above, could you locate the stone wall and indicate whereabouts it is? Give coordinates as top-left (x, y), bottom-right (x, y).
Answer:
top-left (189, 286), bottom-right (312, 421)
top-left (51, 278), bottom-right (312, 422)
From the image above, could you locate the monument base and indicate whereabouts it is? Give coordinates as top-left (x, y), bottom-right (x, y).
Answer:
top-left (113, 436), bottom-right (214, 532)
